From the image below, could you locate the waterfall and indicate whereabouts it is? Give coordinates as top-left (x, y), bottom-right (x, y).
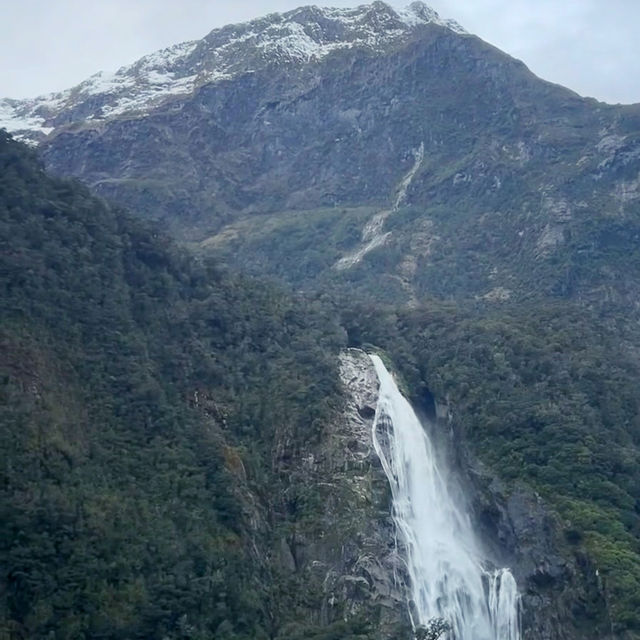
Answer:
top-left (369, 354), bottom-right (520, 640)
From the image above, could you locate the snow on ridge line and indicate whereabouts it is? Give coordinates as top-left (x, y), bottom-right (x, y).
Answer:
top-left (0, 102), bottom-right (53, 140)
top-left (1, 2), bottom-right (465, 142)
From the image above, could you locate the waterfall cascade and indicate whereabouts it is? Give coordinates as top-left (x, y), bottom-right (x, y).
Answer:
top-left (369, 354), bottom-right (520, 640)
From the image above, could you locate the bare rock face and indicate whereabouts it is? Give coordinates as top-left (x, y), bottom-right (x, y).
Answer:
top-left (503, 488), bottom-right (610, 640)
top-left (0, 2), bottom-right (463, 144)
top-left (268, 348), bottom-right (411, 638)
top-left (338, 348), bottom-right (380, 448)
top-left (322, 348), bottom-right (411, 632)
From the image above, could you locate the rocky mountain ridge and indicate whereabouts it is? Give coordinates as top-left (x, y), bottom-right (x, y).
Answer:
top-left (0, 1), bottom-right (463, 143)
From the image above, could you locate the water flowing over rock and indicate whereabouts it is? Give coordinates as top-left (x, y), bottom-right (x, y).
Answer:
top-left (369, 354), bottom-right (520, 639)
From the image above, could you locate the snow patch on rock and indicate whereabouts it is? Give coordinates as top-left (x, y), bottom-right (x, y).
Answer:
top-left (0, 101), bottom-right (53, 141)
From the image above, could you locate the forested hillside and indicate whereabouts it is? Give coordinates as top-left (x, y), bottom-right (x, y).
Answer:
top-left (4, 127), bottom-right (640, 637)
top-left (0, 131), bottom-right (352, 639)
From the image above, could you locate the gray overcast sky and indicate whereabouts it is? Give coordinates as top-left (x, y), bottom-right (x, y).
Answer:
top-left (1, 0), bottom-right (638, 104)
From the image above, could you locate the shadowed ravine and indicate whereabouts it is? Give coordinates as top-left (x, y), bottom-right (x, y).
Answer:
top-left (370, 354), bottom-right (520, 639)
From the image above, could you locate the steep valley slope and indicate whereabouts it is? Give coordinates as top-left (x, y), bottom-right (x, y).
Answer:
top-left (4, 132), bottom-right (638, 639)
top-left (0, 133), bottom-right (404, 640)
top-left (2, 2), bottom-right (640, 639)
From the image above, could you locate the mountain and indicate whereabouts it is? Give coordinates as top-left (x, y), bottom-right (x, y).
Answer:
top-left (0, 2), bottom-right (464, 142)
top-left (3, 2), bottom-right (639, 309)
top-left (3, 2), bottom-right (640, 638)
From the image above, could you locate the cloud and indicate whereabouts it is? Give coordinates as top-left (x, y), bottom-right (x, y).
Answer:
top-left (1, 0), bottom-right (638, 103)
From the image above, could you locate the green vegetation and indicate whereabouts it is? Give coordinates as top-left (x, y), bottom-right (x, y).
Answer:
top-left (195, 206), bottom-right (377, 285)
top-left (415, 619), bottom-right (450, 640)
top-left (3, 126), bottom-right (640, 638)
top-left (0, 131), bottom-right (346, 639)
top-left (342, 299), bottom-right (640, 635)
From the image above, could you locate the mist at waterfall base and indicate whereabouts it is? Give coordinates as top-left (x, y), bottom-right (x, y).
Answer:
top-left (369, 354), bottom-right (520, 640)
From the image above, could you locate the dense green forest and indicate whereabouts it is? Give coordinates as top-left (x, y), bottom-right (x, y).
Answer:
top-left (2, 129), bottom-right (640, 638)
top-left (0, 131), bottom-right (351, 639)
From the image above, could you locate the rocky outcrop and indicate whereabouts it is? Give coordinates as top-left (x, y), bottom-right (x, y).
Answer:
top-left (266, 348), bottom-right (411, 637)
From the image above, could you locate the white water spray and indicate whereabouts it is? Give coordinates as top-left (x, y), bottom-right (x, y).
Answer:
top-left (369, 354), bottom-right (520, 640)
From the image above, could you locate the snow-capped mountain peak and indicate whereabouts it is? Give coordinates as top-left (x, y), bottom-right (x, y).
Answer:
top-left (0, 2), bottom-right (466, 143)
